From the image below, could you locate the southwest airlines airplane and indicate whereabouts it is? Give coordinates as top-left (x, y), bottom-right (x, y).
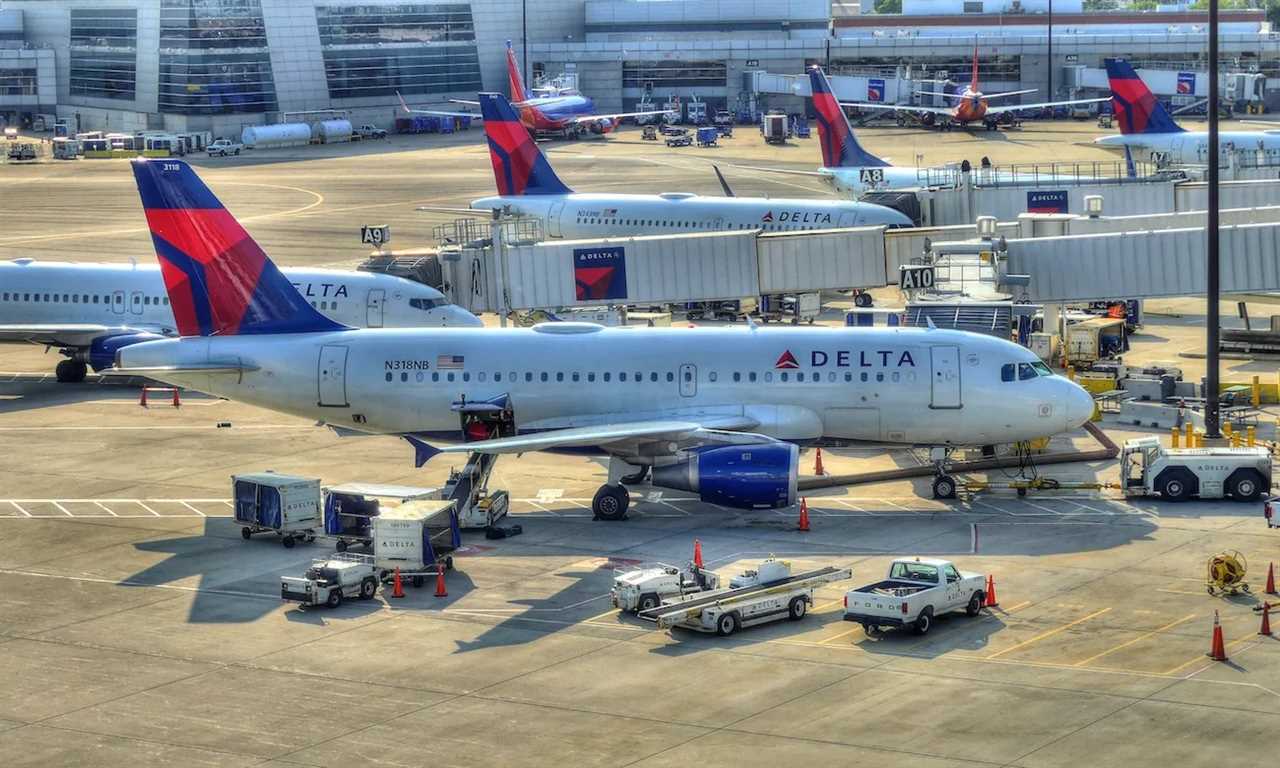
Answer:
top-left (1095, 58), bottom-right (1280, 164)
top-left (400, 40), bottom-right (668, 137)
top-left (466, 91), bottom-right (914, 237)
top-left (114, 158), bottom-right (1094, 516)
top-left (0, 259), bottom-right (480, 382)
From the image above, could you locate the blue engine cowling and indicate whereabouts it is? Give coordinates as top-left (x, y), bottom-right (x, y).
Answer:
top-left (87, 332), bottom-right (166, 372)
top-left (651, 443), bottom-right (799, 510)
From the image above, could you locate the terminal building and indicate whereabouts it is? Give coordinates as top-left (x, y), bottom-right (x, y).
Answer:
top-left (0, 0), bottom-right (1276, 135)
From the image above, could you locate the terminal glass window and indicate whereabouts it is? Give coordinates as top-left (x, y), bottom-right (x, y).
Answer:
top-left (316, 4), bottom-right (475, 45)
top-left (0, 67), bottom-right (38, 97)
top-left (70, 8), bottom-right (137, 102)
top-left (71, 8), bottom-right (138, 47)
top-left (160, 0), bottom-right (268, 50)
top-left (622, 61), bottom-right (727, 89)
top-left (159, 52), bottom-right (278, 114)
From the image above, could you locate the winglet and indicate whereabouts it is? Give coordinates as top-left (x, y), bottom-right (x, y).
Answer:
top-left (396, 91), bottom-right (412, 113)
top-left (926, 315), bottom-right (937, 330)
top-left (403, 434), bottom-right (442, 468)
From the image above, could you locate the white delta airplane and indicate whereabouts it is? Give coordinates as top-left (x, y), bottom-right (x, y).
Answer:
top-left (460, 91), bottom-right (913, 236)
top-left (1094, 58), bottom-right (1280, 165)
top-left (114, 158), bottom-right (1095, 516)
top-left (0, 259), bottom-right (480, 382)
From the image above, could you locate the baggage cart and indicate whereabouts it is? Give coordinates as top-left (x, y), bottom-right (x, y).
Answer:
top-left (232, 473), bottom-right (321, 548)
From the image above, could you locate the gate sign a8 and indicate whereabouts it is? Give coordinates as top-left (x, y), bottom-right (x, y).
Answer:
top-left (900, 265), bottom-right (935, 291)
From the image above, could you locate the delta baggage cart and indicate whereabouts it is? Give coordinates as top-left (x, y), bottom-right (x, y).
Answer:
top-left (372, 500), bottom-right (461, 587)
top-left (323, 482), bottom-right (439, 552)
top-left (231, 473), bottom-right (321, 548)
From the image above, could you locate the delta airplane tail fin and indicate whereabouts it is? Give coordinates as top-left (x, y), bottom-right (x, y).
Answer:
top-left (130, 159), bottom-right (347, 337)
top-left (807, 66), bottom-right (889, 169)
top-left (505, 40), bottom-right (530, 101)
top-left (1104, 58), bottom-right (1184, 135)
top-left (479, 92), bottom-right (573, 196)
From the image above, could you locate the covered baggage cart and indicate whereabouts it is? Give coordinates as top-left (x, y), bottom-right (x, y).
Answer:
top-left (323, 482), bottom-right (439, 552)
top-left (231, 473), bottom-right (321, 547)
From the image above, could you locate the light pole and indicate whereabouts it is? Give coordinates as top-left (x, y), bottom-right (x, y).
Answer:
top-left (1046, 0), bottom-right (1053, 102)
top-left (522, 0), bottom-right (529, 93)
top-left (1206, 0), bottom-right (1222, 438)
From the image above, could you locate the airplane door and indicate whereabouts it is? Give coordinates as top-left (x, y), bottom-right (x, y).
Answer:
top-left (547, 201), bottom-right (565, 238)
top-left (129, 290), bottom-right (144, 315)
top-left (679, 363), bottom-right (696, 397)
top-left (111, 290), bottom-right (125, 315)
top-left (317, 345), bottom-right (349, 407)
top-left (366, 289), bottom-right (384, 328)
top-left (929, 345), bottom-right (962, 409)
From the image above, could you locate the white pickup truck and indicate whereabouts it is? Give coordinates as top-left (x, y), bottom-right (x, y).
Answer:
top-left (207, 138), bottom-right (243, 156)
top-left (843, 558), bottom-right (987, 636)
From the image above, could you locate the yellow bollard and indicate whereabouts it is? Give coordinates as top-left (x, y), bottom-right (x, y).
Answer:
top-left (1254, 375), bottom-right (1262, 408)
top-left (1067, 366), bottom-right (1075, 382)
top-left (1232, 432), bottom-right (1243, 449)
top-left (1185, 422), bottom-right (1194, 447)
top-left (1249, 425), bottom-right (1257, 447)
top-left (1224, 422), bottom-right (1234, 440)
top-left (1171, 426), bottom-right (1181, 448)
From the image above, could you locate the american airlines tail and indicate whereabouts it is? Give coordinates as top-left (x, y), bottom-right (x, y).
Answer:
top-left (1104, 58), bottom-right (1184, 136)
top-left (130, 159), bottom-right (348, 337)
top-left (505, 40), bottom-right (530, 101)
top-left (479, 92), bottom-right (574, 196)
top-left (807, 66), bottom-right (889, 169)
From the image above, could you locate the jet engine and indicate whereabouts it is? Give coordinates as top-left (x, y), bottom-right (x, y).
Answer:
top-left (588, 118), bottom-right (615, 134)
top-left (86, 332), bottom-right (166, 371)
top-left (651, 443), bottom-right (798, 510)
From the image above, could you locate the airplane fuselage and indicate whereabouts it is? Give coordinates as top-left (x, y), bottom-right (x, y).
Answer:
top-left (950, 90), bottom-right (990, 123)
top-left (1095, 130), bottom-right (1280, 165)
top-left (469, 192), bottom-right (911, 238)
top-left (519, 94), bottom-right (604, 132)
top-left (118, 324), bottom-right (1093, 450)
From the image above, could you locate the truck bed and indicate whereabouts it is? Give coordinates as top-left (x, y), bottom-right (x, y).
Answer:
top-left (853, 579), bottom-right (933, 597)
top-left (636, 566), bottom-right (845, 621)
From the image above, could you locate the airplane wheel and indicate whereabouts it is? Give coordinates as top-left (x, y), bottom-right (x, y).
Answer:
top-left (592, 484), bottom-right (630, 521)
top-left (854, 292), bottom-right (873, 308)
top-left (55, 359), bottom-right (87, 383)
top-left (932, 475), bottom-right (958, 500)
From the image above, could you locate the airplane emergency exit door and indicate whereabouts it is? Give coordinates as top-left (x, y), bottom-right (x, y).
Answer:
top-left (366, 289), bottom-right (384, 328)
top-left (929, 345), bottom-right (962, 409)
top-left (318, 345), bottom-right (349, 407)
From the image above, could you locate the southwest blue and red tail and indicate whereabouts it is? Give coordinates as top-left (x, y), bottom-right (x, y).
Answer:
top-left (505, 40), bottom-right (530, 102)
top-left (131, 159), bottom-right (348, 337)
top-left (807, 66), bottom-right (889, 169)
top-left (479, 92), bottom-right (573, 196)
top-left (1104, 58), bottom-right (1184, 135)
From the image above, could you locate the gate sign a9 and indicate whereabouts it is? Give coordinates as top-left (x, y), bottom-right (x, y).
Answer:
top-left (361, 225), bottom-right (391, 246)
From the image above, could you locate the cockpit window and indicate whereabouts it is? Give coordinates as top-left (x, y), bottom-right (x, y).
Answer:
top-left (1005, 361), bottom-right (1053, 382)
top-left (409, 297), bottom-right (441, 311)
top-left (1018, 363), bottom-right (1038, 381)
top-left (1031, 361), bottom-right (1053, 377)
top-left (1001, 363), bottom-right (1015, 382)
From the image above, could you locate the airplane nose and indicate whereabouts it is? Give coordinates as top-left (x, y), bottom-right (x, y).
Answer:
top-left (446, 306), bottom-right (484, 327)
top-left (1063, 380), bottom-right (1095, 430)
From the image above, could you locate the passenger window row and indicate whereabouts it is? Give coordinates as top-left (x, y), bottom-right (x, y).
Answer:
top-left (576, 217), bottom-right (817, 233)
top-left (1, 292), bottom-right (168, 306)
top-left (384, 368), bottom-right (917, 385)
top-left (310, 301), bottom-right (337, 311)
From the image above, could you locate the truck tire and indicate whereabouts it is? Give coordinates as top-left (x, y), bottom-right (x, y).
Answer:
top-left (359, 578), bottom-right (377, 600)
top-left (638, 593), bottom-right (659, 612)
top-left (412, 575), bottom-right (425, 588)
top-left (966, 592), bottom-right (983, 616)
top-left (862, 623), bottom-right (878, 635)
top-left (914, 607), bottom-right (934, 635)
top-left (282, 536), bottom-right (296, 549)
top-left (716, 612), bottom-right (740, 637)
top-left (241, 527), bottom-right (252, 540)
top-left (336, 540), bottom-right (347, 553)
top-left (1228, 470), bottom-right (1264, 502)
top-left (326, 588), bottom-right (342, 608)
top-left (788, 597), bottom-right (808, 621)
top-left (1161, 474), bottom-right (1192, 502)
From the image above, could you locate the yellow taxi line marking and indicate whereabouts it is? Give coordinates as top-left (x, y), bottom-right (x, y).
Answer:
top-left (812, 600), bottom-right (843, 613)
top-left (1157, 588), bottom-right (1211, 597)
top-left (818, 626), bottom-right (863, 645)
top-left (1162, 630), bottom-right (1260, 675)
top-left (994, 600), bottom-right (1032, 614)
top-left (583, 607), bottom-right (621, 624)
top-left (1073, 613), bottom-right (1197, 667)
top-left (987, 607), bottom-right (1113, 659)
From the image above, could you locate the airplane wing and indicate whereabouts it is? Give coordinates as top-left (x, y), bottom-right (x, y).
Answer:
top-left (403, 415), bottom-right (768, 466)
top-left (1240, 120), bottom-right (1280, 133)
top-left (569, 110), bottom-right (674, 124)
top-left (396, 92), bottom-right (483, 120)
top-left (416, 205), bottom-right (494, 217)
top-left (984, 97), bottom-right (1110, 116)
top-left (106, 361), bottom-right (260, 376)
top-left (0, 324), bottom-right (171, 348)
top-left (725, 163), bottom-right (830, 178)
top-left (449, 98), bottom-right (481, 107)
top-left (839, 102), bottom-right (954, 116)
top-left (984, 88), bottom-right (1039, 100)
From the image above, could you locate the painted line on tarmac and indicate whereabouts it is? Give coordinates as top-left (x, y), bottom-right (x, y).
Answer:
top-left (986, 607), bottom-right (1113, 659)
top-left (0, 567), bottom-right (277, 601)
top-left (1072, 613), bottom-right (1198, 667)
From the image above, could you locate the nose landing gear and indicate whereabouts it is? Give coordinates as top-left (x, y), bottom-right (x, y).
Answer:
top-left (930, 446), bottom-right (958, 500)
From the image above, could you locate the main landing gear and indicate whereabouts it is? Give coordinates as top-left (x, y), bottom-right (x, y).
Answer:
top-left (592, 458), bottom-right (648, 521)
top-left (55, 359), bottom-right (87, 383)
top-left (930, 447), bottom-right (958, 500)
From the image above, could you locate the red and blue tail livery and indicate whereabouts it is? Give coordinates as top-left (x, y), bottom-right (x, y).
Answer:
top-left (807, 66), bottom-right (889, 170)
top-left (479, 92), bottom-right (573, 196)
top-left (130, 159), bottom-right (347, 337)
top-left (1104, 58), bottom-right (1184, 136)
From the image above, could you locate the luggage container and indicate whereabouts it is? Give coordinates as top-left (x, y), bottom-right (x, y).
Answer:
top-left (696, 126), bottom-right (718, 147)
top-left (232, 473), bottom-right (321, 547)
top-left (323, 482), bottom-right (439, 552)
top-left (372, 499), bottom-right (461, 586)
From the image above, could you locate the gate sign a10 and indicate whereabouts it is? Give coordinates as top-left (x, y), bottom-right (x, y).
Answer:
top-left (899, 265), bottom-right (935, 291)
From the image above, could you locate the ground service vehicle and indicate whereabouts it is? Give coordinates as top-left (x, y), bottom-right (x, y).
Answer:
top-left (843, 558), bottom-right (986, 635)
top-left (355, 124), bottom-right (387, 140)
top-left (666, 134), bottom-right (692, 147)
top-left (1121, 437), bottom-right (1271, 502)
top-left (611, 562), bottom-right (721, 612)
top-left (281, 553), bottom-right (380, 608)
top-left (639, 558), bottom-right (850, 636)
top-left (207, 139), bottom-right (242, 156)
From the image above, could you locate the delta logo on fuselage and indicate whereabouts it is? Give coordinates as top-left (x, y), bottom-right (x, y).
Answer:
top-left (761, 211), bottom-right (834, 224)
top-left (775, 349), bottom-right (917, 369)
top-left (289, 282), bottom-right (349, 298)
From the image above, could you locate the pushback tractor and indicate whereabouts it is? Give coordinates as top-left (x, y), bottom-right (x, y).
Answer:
top-left (1120, 437), bottom-right (1272, 502)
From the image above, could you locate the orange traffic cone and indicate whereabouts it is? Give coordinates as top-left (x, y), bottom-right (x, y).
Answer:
top-left (391, 568), bottom-right (405, 599)
top-left (139, 387), bottom-right (148, 407)
top-left (1267, 563), bottom-right (1277, 596)
top-left (1261, 603), bottom-right (1273, 637)
top-left (434, 563), bottom-right (448, 598)
top-left (798, 498), bottom-right (811, 532)
top-left (984, 574), bottom-right (999, 608)
top-left (1208, 610), bottom-right (1228, 661)
top-left (814, 448), bottom-right (826, 476)
top-left (693, 538), bottom-right (704, 569)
